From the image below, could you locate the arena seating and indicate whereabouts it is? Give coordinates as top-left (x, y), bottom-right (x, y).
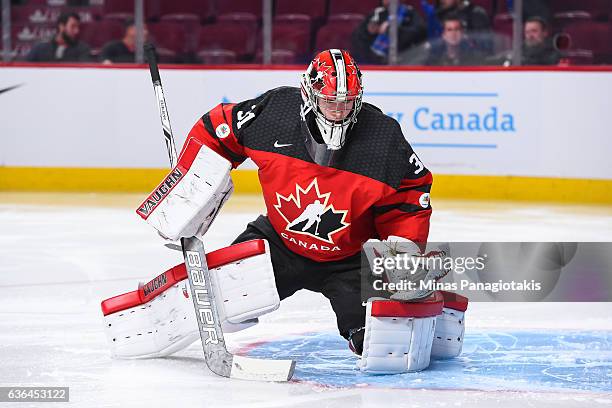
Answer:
top-left (197, 23), bottom-right (256, 62)
top-left (562, 21), bottom-right (612, 64)
top-left (80, 19), bottom-right (124, 55)
top-left (6, 0), bottom-right (611, 65)
top-left (328, 0), bottom-right (379, 17)
top-left (275, 0), bottom-right (327, 26)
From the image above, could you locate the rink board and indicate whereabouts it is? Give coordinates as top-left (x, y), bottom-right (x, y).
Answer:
top-left (244, 330), bottom-right (612, 392)
top-left (1, 166), bottom-right (611, 204)
top-left (0, 65), bottom-right (611, 203)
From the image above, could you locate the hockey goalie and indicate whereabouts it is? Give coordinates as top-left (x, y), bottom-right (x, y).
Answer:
top-left (101, 49), bottom-right (468, 374)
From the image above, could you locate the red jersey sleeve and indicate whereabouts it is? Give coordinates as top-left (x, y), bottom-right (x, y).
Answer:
top-left (180, 91), bottom-right (272, 168)
top-left (180, 103), bottom-right (246, 169)
top-left (373, 159), bottom-right (433, 246)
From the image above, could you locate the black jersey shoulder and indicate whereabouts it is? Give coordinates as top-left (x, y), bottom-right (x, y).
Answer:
top-left (232, 86), bottom-right (316, 161)
top-left (333, 102), bottom-right (429, 190)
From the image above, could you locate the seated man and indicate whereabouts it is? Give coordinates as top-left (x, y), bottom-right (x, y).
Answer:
top-left (100, 19), bottom-right (148, 64)
top-left (425, 15), bottom-right (483, 66)
top-left (522, 17), bottom-right (560, 66)
top-left (26, 12), bottom-right (91, 62)
top-left (422, 0), bottom-right (492, 53)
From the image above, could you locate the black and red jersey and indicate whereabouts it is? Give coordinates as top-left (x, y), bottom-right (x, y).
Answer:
top-left (182, 87), bottom-right (432, 262)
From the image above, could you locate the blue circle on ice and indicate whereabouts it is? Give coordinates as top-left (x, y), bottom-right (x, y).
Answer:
top-left (246, 330), bottom-right (612, 392)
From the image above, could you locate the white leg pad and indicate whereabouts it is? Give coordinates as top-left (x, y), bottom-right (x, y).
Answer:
top-left (431, 291), bottom-right (468, 359)
top-left (431, 308), bottom-right (465, 359)
top-left (101, 239), bottom-right (279, 359)
top-left (103, 281), bottom-right (203, 359)
top-left (210, 240), bottom-right (280, 325)
top-left (358, 295), bottom-right (444, 374)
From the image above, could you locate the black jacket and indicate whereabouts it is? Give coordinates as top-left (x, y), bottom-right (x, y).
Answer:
top-left (26, 39), bottom-right (91, 62)
top-left (522, 39), bottom-right (560, 65)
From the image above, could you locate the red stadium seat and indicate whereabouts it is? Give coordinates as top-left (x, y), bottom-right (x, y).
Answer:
top-left (154, 47), bottom-right (178, 63)
top-left (492, 12), bottom-right (513, 52)
top-left (328, 13), bottom-right (364, 27)
top-left (159, 0), bottom-right (214, 23)
top-left (148, 21), bottom-right (190, 61)
top-left (103, 0), bottom-right (160, 22)
top-left (563, 21), bottom-right (612, 63)
top-left (103, 13), bottom-right (134, 23)
top-left (12, 5), bottom-right (103, 24)
top-left (217, 0), bottom-right (262, 19)
top-left (80, 19), bottom-right (124, 50)
top-left (197, 23), bottom-right (256, 60)
top-left (275, 14), bottom-right (312, 34)
top-left (553, 11), bottom-right (592, 32)
top-left (255, 49), bottom-right (299, 64)
top-left (11, 6), bottom-right (61, 25)
top-left (272, 17), bottom-right (312, 62)
top-left (551, 0), bottom-right (611, 19)
top-left (217, 12), bottom-right (259, 33)
top-left (197, 49), bottom-right (238, 64)
top-left (11, 42), bottom-right (34, 60)
top-left (75, 6), bottom-right (104, 23)
top-left (275, 0), bottom-right (328, 24)
top-left (314, 21), bottom-right (357, 54)
top-left (160, 13), bottom-right (201, 51)
top-left (493, 12), bottom-right (513, 37)
top-left (11, 23), bottom-right (55, 43)
top-left (329, 0), bottom-right (379, 17)
top-left (559, 49), bottom-right (594, 65)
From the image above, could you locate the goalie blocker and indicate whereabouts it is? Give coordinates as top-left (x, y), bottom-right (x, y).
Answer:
top-left (101, 239), bottom-right (280, 359)
top-left (136, 137), bottom-right (233, 241)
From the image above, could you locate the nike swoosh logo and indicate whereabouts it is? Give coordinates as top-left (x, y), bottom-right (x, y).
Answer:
top-left (0, 84), bottom-right (23, 95)
top-left (274, 141), bottom-right (292, 148)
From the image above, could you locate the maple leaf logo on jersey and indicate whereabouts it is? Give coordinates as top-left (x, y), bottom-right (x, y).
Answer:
top-left (274, 178), bottom-right (349, 244)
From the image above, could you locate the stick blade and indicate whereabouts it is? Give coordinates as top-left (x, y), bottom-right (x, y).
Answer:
top-left (230, 355), bottom-right (296, 382)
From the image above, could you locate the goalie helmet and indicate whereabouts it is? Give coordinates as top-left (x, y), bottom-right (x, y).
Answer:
top-left (300, 49), bottom-right (363, 165)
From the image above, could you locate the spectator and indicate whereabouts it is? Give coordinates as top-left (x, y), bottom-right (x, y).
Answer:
top-left (422, 0), bottom-right (490, 38)
top-left (100, 20), bottom-right (148, 64)
top-left (26, 12), bottom-right (91, 62)
top-left (522, 16), bottom-right (559, 65)
top-left (424, 15), bottom-right (483, 65)
top-left (351, 0), bottom-right (427, 64)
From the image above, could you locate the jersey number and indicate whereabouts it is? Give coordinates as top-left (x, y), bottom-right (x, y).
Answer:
top-left (236, 105), bottom-right (257, 129)
top-left (409, 153), bottom-right (424, 174)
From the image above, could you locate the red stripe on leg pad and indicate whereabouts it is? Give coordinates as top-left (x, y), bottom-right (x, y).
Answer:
top-left (101, 239), bottom-right (266, 316)
top-left (100, 290), bottom-right (141, 316)
top-left (438, 290), bottom-right (469, 312)
top-left (370, 292), bottom-right (444, 318)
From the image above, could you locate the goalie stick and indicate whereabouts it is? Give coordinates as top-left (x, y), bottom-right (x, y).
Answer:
top-left (144, 43), bottom-right (296, 382)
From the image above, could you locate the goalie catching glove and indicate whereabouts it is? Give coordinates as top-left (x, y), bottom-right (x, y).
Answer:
top-left (364, 236), bottom-right (451, 301)
top-left (136, 137), bottom-right (233, 241)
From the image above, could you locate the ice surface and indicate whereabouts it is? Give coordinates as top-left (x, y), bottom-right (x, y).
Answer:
top-left (0, 195), bottom-right (611, 407)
